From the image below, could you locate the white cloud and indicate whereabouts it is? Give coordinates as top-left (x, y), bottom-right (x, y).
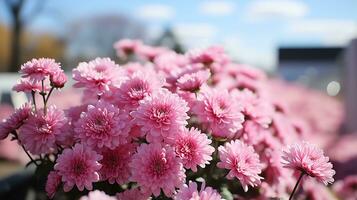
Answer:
top-left (246, 0), bottom-right (308, 22)
top-left (136, 4), bottom-right (175, 20)
top-left (287, 19), bottom-right (357, 45)
top-left (172, 23), bottom-right (218, 48)
top-left (199, 1), bottom-right (235, 16)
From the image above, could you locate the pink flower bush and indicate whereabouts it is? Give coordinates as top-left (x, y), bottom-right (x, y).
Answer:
top-left (54, 144), bottom-right (102, 192)
top-left (282, 141), bottom-right (335, 185)
top-left (1, 42), bottom-right (343, 199)
top-left (217, 140), bottom-right (263, 192)
top-left (193, 88), bottom-right (244, 138)
top-left (74, 101), bottom-right (128, 149)
top-left (129, 143), bottom-right (185, 197)
top-left (45, 171), bottom-right (61, 199)
top-left (131, 89), bottom-right (189, 142)
top-left (169, 128), bottom-right (214, 172)
top-left (98, 143), bottom-right (135, 184)
top-left (174, 181), bottom-right (222, 200)
top-left (19, 106), bottom-right (67, 154)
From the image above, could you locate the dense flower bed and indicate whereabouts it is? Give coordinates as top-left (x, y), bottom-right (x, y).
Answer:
top-left (0, 39), bottom-right (350, 199)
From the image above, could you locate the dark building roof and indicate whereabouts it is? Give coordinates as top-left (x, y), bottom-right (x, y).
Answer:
top-left (278, 47), bottom-right (344, 62)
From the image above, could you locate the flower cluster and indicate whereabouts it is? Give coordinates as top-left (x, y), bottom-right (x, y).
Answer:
top-left (0, 39), bottom-right (338, 200)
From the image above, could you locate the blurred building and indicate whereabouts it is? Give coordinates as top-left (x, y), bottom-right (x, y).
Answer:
top-left (278, 47), bottom-right (344, 97)
top-left (345, 39), bottom-right (357, 133)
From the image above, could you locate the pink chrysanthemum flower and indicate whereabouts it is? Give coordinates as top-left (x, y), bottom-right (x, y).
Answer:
top-left (54, 144), bottom-right (102, 192)
top-left (169, 128), bottom-right (214, 172)
top-left (12, 78), bottom-right (48, 93)
top-left (116, 188), bottom-right (150, 200)
top-left (174, 181), bottom-right (221, 200)
top-left (193, 88), bottom-right (244, 138)
top-left (55, 105), bottom-right (88, 147)
top-left (129, 143), bottom-right (186, 197)
top-left (98, 143), bottom-right (136, 184)
top-left (281, 141), bottom-right (335, 185)
top-left (19, 106), bottom-right (67, 154)
top-left (115, 70), bottom-right (165, 110)
top-left (177, 69), bottom-right (210, 92)
top-left (45, 171), bottom-right (61, 199)
top-left (114, 39), bottom-right (142, 58)
top-left (50, 70), bottom-right (67, 88)
top-left (174, 181), bottom-right (222, 200)
top-left (0, 103), bottom-right (32, 140)
top-left (137, 45), bottom-right (169, 62)
top-left (231, 89), bottom-right (273, 128)
top-left (80, 190), bottom-right (116, 200)
top-left (74, 101), bottom-right (128, 149)
top-left (72, 57), bottom-right (124, 95)
top-left (131, 89), bottom-right (189, 142)
top-left (20, 58), bottom-right (62, 82)
top-left (217, 140), bottom-right (263, 192)
top-left (188, 46), bottom-right (229, 66)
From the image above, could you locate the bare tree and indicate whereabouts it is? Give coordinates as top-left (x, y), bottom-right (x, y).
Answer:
top-left (3, 0), bottom-right (45, 72)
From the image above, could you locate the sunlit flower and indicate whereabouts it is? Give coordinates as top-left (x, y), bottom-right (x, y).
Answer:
top-left (50, 70), bottom-right (67, 88)
top-left (282, 141), bottom-right (335, 185)
top-left (12, 78), bottom-right (48, 93)
top-left (129, 143), bottom-right (185, 197)
top-left (170, 128), bottom-right (214, 172)
top-left (131, 89), bottom-right (189, 142)
top-left (54, 144), bottom-right (102, 192)
top-left (74, 101), bottom-right (128, 149)
top-left (72, 57), bottom-right (124, 95)
top-left (20, 58), bottom-right (62, 81)
top-left (19, 106), bottom-right (66, 154)
top-left (177, 69), bottom-right (210, 92)
top-left (217, 140), bottom-right (263, 192)
top-left (115, 70), bottom-right (165, 110)
top-left (0, 103), bottom-right (32, 140)
top-left (193, 88), bottom-right (244, 138)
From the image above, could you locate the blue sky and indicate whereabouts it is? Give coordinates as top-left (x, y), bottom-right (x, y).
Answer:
top-left (1, 0), bottom-right (357, 70)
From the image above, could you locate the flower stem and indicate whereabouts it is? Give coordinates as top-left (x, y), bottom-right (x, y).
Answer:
top-left (40, 80), bottom-right (47, 115)
top-left (31, 90), bottom-right (37, 112)
top-left (21, 144), bottom-right (39, 167)
top-left (289, 172), bottom-right (305, 200)
top-left (45, 86), bottom-right (54, 104)
top-left (12, 130), bottom-right (39, 167)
